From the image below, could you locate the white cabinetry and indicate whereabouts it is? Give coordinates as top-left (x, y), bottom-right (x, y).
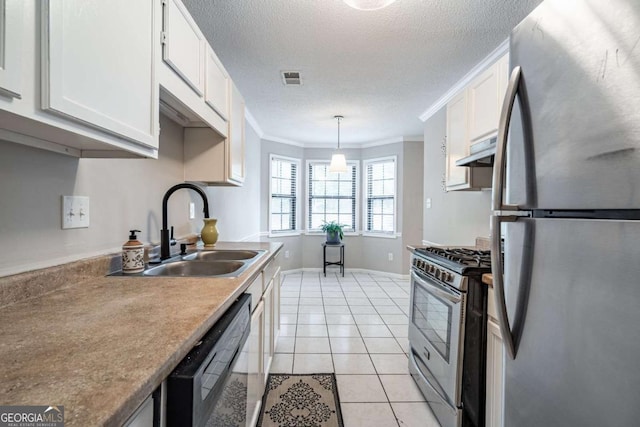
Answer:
top-left (183, 83), bottom-right (245, 186)
top-left (262, 280), bottom-right (273, 384)
top-left (161, 0), bottom-right (205, 96)
top-left (244, 251), bottom-right (281, 427)
top-left (228, 82), bottom-right (246, 184)
top-left (0, 1), bottom-right (159, 158)
top-left (486, 286), bottom-right (504, 427)
top-left (445, 91), bottom-right (469, 190)
top-left (445, 53), bottom-right (509, 191)
top-left (468, 64), bottom-right (501, 144)
top-left (0, 0), bottom-right (23, 99)
top-left (42, 0), bottom-right (159, 149)
top-left (205, 46), bottom-right (230, 120)
top-left (246, 300), bottom-right (264, 427)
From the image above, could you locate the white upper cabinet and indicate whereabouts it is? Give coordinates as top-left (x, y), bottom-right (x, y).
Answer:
top-left (42, 0), bottom-right (159, 149)
top-left (229, 82), bottom-right (246, 184)
top-left (0, 0), bottom-right (24, 99)
top-left (467, 63), bottom-right (501, 144)
top-left (446, 91), bottom-right (470, 190)
top-left (162, 0), bottom-right (206, 96)
top-left (205, 46), bottom-right (230, 121)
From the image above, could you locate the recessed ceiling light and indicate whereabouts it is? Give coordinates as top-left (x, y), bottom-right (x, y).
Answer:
top-left (343, 0), bottom-right (397, 11)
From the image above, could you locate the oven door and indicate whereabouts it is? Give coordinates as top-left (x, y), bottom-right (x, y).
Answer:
top-left (409, 269), bottom-right (466, 407)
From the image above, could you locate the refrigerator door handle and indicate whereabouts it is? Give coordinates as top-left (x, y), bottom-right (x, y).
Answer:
top-left (491, 214), bottom-right (517, 359)
top-left (492, 66), bottom-right (522, 212)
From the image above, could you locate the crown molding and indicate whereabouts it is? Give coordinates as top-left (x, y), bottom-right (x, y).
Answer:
top-left (418, 38), bottom-right (509, 123)
top-left (262, 135), bottom-right (423, 149)
top-left (262, 134), bottom-right (306, 147)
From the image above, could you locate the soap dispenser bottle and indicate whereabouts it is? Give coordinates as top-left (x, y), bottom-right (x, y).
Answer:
top-left (122, 230), bottom-right (144, 274)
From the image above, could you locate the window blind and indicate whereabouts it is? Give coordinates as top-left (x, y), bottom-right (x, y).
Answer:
top-left (307, 161), bottom-right (357, 231)
top-left (270, 156), bottom-right (299, 232)
top-left (365, 157), bottom-right (396, 233)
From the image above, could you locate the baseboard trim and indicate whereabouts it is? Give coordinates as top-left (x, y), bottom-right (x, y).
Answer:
top-left (281, 268), bottom-right (409, 280)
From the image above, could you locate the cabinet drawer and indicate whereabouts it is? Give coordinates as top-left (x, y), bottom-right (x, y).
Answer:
top-left (262, 254), bottom-right (281, 289)
top-left (246, 272), bottom-right (263, 313)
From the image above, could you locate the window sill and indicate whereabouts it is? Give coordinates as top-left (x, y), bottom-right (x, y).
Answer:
top-left (268, 231), bottom-right (301, 238)
top-left (362, 232), bottom-right (400, 239)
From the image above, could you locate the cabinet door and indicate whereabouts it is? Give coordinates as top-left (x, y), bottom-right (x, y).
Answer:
top-left (0, 0), bottom-right (23, 99)
top-left (41, 0), bottom-right (159, 148)
top-left (468, 63), bottom-right (500, 144)
top-left (42, 0), bottom-right (159, 147)
top-left (273, 269), bottom-right (281, 345)
top-left (246, 301), bottom-right (264, 427)
top-left (486, 318), bottom-right (504, 427)
top-left (445, 91), bottom-right (469, 190)
top-left (205, 46), bottom-right (229, 120)
top-left (162, 0), bottom-right (205, 96)
top-left (228, 82), bottom-right (245, 184)
top-left (497, 53), bottom-right (510, 106)
top-left (262, 280), bottom-right (274, 384)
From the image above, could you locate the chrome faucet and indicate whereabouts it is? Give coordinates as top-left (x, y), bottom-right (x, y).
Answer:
top-left (161, 183), bottom-right (210, 261)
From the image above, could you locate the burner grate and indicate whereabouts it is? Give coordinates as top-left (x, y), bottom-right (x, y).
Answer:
top-left (414, 247), bottom-right (491, 274)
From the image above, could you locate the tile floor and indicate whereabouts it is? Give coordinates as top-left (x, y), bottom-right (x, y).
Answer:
top-left (272, 271), bottom-right (440, 427)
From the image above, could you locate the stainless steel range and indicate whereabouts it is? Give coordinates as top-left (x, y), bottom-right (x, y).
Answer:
top-left (409, 247), bottom-right (491, 427)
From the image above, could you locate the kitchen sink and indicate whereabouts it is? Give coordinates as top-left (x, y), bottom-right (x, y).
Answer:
top-left (182, 250), bottom-right (260, 261)
top-left (143, 260), bottom-right (245, 277)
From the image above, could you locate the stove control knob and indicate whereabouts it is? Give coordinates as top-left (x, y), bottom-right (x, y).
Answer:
top-left (435, 269), bottom-right (441, 280)
top-left (444, 273), bottom-right (452, 282)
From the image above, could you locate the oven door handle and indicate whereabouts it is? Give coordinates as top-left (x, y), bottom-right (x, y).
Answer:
top-left (411, 270), bottom-right (462, 304)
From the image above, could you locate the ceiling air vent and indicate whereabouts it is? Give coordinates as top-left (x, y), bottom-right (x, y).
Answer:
top-left (281, 71), bottom-right (302, 86)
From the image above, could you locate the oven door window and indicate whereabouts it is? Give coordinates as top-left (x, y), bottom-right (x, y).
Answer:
top-left (412, 277), bottom-right (454, 361)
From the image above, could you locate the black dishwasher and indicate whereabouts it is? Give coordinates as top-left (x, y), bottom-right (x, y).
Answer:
top-left (166, 294), bottom-right (251, 427)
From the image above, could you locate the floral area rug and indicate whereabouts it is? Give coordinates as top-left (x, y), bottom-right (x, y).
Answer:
top-left (258, 374), bottom-right (344, 427)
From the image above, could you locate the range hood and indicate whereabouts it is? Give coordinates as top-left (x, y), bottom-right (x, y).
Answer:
top-left (456, 136), bottom-right (497, 167)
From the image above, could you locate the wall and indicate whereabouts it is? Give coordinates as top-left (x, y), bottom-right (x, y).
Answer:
top-left (423, 108), bottom-right (491, 246)
top-left (0, 116), bottom-right (194, 277)
top-left (0, 115), bottom-right (265, 277)
top-left (261, 139), bottom-right (423, 275)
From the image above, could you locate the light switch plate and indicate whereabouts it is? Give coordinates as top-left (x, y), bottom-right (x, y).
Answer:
top-left (62, 196), bottom-right (90, 229)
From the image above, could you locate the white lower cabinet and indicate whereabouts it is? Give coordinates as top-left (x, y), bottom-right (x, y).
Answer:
top-left (486, 293), bottom-right (504, 427)
top-left (262, 280), bottom-right (274, 384)
top-left (246, 300), bottom-right (264, 427)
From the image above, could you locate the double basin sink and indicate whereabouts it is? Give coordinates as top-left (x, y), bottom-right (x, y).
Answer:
top-left (142, 250), bottom-right (264, 277)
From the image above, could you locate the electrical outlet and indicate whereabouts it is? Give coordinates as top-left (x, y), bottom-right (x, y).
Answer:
top-left (426, 198), bottom-right (432, 209)
top-left (388, 252), bottom-right (393, 261)
top-left (189, 202), bottom-right (195, 219)
top-left (285, 250), bottom-right (290, 259)
top-left (62, 196), bottom-right (90, 229)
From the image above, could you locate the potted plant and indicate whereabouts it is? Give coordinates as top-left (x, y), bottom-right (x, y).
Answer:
top-left (321, 220), bottom-right (345, 244)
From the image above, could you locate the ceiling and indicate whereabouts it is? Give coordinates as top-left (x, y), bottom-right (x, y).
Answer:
top-left (183, 0), bottom-right (543, 146)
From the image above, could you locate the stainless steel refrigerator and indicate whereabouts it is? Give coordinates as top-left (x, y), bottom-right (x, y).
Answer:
top-left (490, 1), bottom-right (640, 426)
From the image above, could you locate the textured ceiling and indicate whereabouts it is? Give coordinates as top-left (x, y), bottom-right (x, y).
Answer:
top-left (183, 0), bottom-right (543, 145)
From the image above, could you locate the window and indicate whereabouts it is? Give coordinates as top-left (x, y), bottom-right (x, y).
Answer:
top-left (364, 156), bottom-right (396, 234)
top-left (270, 155), bottom-right (299, 233)
top-left (307, 161), bottom-right (358, 231)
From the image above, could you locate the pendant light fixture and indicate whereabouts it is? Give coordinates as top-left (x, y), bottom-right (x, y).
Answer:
top-left (343, 0), bottom-right (397, 11)
top-left (329, 115), bottom-right (348, 173)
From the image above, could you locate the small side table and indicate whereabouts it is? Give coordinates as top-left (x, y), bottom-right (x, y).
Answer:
top-left (322, 242), bottom-right (345, 277)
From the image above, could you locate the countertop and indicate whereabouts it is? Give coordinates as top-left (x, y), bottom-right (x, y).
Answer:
top-left (0, 241), bottom-right (282, 427)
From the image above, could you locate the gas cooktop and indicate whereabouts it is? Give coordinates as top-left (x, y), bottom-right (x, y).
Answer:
top-left (414, 247), bottom-right (491, 275)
